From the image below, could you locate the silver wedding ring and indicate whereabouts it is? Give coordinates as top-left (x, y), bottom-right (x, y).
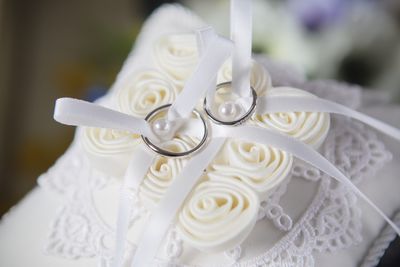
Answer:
top-left (141, 104), bottom-right (208, 158)
top-left (203, 82), bottom-right (257, 126)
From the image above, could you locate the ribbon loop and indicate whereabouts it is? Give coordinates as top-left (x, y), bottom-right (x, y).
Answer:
top-left (203, 81), bottom-right (257, 126)
top-left (54, 98), bottom-right (158, 141)
top-left (196, 27), bottom-right (219, 110)
top-left (231, 0), bottom-right (252, 98)
top-left (167, 29), bottom-right (233, 121)
top-left (202, 0), bottom-right (253, 119)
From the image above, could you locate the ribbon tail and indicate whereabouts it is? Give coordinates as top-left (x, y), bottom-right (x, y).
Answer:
top-left (257, 95), bottom-right (400, 141)
top-left (113, 145), bottom-right (155, 267)
top-left (196, 27), bottom-right (218, 110)
top-left (130, 138), bottom-right (226, 267)
top-left (168, 31), bottom-right (232, 121)
top-left (231, 0), bottom-right (252, 97)
top-left (215, 125), bottom-right (400, 237)
top-left (54, 98), bottom-right (158, 141)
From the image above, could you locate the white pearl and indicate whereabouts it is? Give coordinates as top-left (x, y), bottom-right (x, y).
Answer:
top-left (218, 101), bottom-right (238, 120)
top-left (152, 118), bottom-right (172, 137)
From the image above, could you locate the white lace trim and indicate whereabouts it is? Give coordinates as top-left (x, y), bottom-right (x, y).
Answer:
top-left (38, 76), bottom-right (393, 266)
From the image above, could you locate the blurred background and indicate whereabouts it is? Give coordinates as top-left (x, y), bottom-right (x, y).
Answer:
top-left (0, 0), bottom-right (399, 265)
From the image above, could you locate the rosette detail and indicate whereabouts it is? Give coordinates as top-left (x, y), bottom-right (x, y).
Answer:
top-left (115, 70), bottom-right (178, 117)
top-left (217, 59), bottom-right (272, 96)
top-left (81, 127), bottom-right (140, 177)
top-left (210, 139), bottom-right (293, 199)
top-left (153, 34), bottom-right (199, 86)
top-left (252, 87), bottom-right (331, 148)
top-left (177, 177), bottom-right (259, 252)
top-left (139, 156), bottom-right (186, 208)
top-left (139, 137), bottom-right (198, 208)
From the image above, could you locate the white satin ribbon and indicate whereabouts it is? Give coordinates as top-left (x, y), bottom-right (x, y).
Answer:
top-left (257, 94), bottom-right (400, 141)
top-left (230, 0), bottom-right (252, 98)
top-left (167, 28), bottom-right (232, 121)
top-left (54, 27), bottom-right (233, 267)
top-left (55, 89), bottom-right (400, 267)
top-left (53, 1), bottom-right (400, 264)
top-left (54, 98), bottom-right (159, 141)
top-left (128, 117), bottom-right (400, 266)
top-left (195, 27), bottom-right (215, 57)
top-left (113, 145), bottom-right (155, 267)
top-left (54, 28), bottom-right (233, 142)
top-left (202, 0), bottom-right (253, 113)
top-left (197, 27), bottom-right (218, 111)
top-left (126, 27), bottom-right (229, 263)
top-left (161, 117), bottom-right (400, 238)
top-left (114, 29), bottom-right (232, 267)
top-left (211, 125), bottom-right (400, 236)
top-left (130, 138), bottom-right (226, 267)
top-left (54, 97), bottom-right (158, 267)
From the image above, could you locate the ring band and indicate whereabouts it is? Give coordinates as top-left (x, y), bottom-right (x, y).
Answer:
top-left (203, 82), bottom-right (257, 126)
top-left (141, 104), bottom-right (208, 158)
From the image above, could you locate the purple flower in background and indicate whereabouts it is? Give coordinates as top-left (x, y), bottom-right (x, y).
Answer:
top-left (288, 0), bottom-right (351, 31)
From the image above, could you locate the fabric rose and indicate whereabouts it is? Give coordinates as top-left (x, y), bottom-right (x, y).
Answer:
top-left (210, 139), bottom-right (293, 199)
top-left (177, 177), bottom-right (259, 252)
top-left (139, 137), bottom-right (198, 208)
top-left (217, 59), bottom-right (272, 96)
top-left (81, 127), bottom-right (140, 177)
top-left (153, 34), bottom-right (199, 87)
top-left (115, 70), bottom-right (179, 118)
top-left (252, 87), bottom-right (331, 148)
